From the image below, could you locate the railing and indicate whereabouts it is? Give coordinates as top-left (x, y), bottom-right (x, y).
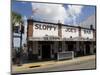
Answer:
top-left (57, 51), bottom-right (74, 61)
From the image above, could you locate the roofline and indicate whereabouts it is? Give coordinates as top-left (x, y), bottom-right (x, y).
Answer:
top-left (27, 19), bottom-right (96, 30)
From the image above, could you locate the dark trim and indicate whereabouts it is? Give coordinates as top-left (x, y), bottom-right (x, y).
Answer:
top-left (38, 41), bottom-right (54, 44)
top-left (58, 23), bottom-right (62, 38)
top-left (27, 20), bottom-right (29, 42)
top-left (65, 41), bottom-right (76, 44)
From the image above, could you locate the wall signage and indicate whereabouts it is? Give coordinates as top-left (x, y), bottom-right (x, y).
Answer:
top-left (84, 29), bottom-right (91, 34)
top-left (35, 23), bottom-right (77, 33)
top-left (65, 27), bottom-right (77, 33)
top-left (33, 23), bottom-right (58, 37)
top-left (35, 23), bottom-right (57, 31)
top-left (32, 22), bottom-right (93, 39)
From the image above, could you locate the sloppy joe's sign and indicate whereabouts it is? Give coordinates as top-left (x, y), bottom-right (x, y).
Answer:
top-left (32, 22), bottom-right (94, 39)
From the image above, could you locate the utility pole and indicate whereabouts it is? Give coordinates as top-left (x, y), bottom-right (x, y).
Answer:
top-left (18, 21), bottom-right (24, 66)
top-left (20, 21), bottom-right (23, 51)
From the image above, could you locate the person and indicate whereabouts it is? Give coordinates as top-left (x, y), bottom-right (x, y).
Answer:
top-left (28, 47), bottom-right (33, 60)
top-left (15, 48), bottom-right (21, 65)
top-left (22, 44), bottom-right (28, 63)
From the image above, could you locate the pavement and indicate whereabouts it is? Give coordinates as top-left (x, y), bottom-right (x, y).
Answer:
top-left (12, 55), bottom-right (96, 73)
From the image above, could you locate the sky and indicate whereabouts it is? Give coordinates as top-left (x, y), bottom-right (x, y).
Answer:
top-left (12, 1), bottom-right (96, 26)
top-left (12, 1), bottom-right (96, 47)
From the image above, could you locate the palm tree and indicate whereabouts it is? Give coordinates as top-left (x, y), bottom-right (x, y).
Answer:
top-left (12, 11), bottom-right (22, 48)
top-left (12, 12), bottom-right (22, 25)
top-left (12, 12), bottom-right (23, 65)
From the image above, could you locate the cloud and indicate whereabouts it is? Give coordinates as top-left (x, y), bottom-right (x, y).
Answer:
top-left (67, 5), bottom-right (83, 16)
top-left (67, 5), bottom-right (84, 25)
top-left (31, 3), bottom-right (84, 25)
top-left (31, 3), bottom-right (68, 24)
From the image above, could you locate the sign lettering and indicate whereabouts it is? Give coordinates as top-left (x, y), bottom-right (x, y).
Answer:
top-left (34, 24), bottom-right (57, 31)
top-left (65, 28), bottom-right (76, 33)
top-left (84, 29), bottom-right (91, 34)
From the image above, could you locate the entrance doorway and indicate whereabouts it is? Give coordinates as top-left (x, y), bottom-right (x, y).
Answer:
top-left (42, 45), bottom-right (51, 59)
top-left (68, 44), bottom-right (74, 51)
top-left (86, 44), bottom-right (90, 55)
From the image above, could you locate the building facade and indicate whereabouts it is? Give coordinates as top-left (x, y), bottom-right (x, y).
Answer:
top-left (27, 19), bottom-right (96, 60)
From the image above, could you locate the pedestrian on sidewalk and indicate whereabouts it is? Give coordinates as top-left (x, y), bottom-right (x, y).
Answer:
top-left (22, 44), bottom-right (28, 63)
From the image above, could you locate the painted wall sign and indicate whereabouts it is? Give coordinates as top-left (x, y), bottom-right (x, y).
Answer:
top-left (62, 26), bottom-right (79, 38)
top-left (65, 27), bottom-right (76, 32)
top-left (33, 22), bottom-right (58, 37)
top-left (84, 29), bottom-right (91, 34)
top-left (32, 22), bottom-right (94, 39)
top-left (81, 29), bottom-right (93, 39)
top-left (35, 24), bottom-right (56, 31)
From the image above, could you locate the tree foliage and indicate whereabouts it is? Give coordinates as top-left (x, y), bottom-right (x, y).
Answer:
top-left (11, 11), bottom-right (22, 26)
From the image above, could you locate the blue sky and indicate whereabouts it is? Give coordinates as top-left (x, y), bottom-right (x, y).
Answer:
top-left (12, 1), bottom-right (96, 25)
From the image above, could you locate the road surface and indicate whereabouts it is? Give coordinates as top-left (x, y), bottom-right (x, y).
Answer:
top-left (14, 59), bottom-right (96, 74)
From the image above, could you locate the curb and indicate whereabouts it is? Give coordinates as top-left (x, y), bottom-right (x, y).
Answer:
top-left (12, 55), bottom-right (96, 73)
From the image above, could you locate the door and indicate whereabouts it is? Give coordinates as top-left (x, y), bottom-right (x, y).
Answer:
top-left (42, 45), bottom-right (51, 59)
top-left (86, 44), bottom-right (90, 55)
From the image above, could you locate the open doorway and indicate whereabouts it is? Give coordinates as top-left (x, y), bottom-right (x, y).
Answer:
top-left (42, 45), bottom-right (51, 60)
top-left (86, 44), bottom-right (90, 55)
top-left (68, 44), bottom-right (74, 51)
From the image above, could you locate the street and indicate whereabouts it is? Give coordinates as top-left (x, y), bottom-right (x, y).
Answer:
top-left (13, 58), bottom-right (96, 74)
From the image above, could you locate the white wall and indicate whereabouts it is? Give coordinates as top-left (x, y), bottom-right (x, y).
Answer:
top-left (62, 26), bottom-right (79, 38)
top-left (33, 22), bottom-right (58, 37)
top-left (13, 37), bottom-right (20, 48)
top-left (81, 29), bottom-right (93, 39)
top-left (32, 22), bottom-right (94, 39)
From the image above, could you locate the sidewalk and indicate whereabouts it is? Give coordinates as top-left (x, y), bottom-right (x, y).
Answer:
top-left (12, 55), bottom-right (96, 73)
